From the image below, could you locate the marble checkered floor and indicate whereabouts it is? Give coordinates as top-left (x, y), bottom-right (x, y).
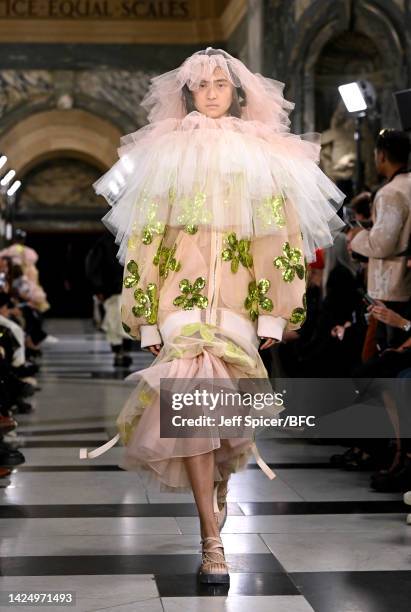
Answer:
top-left (0, 319), bottom-right (410, 611)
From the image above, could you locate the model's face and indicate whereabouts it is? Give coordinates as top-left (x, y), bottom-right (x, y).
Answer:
top-left (191, 67), bottom-right (234, 118)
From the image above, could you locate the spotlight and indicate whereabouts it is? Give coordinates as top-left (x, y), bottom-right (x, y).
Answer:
top-left (338, 80), bottom-right (377, 194)
top-left (338, 83), bottom-right (367, 113)
top-left (7, 180), bottom-right (21, 196)
top-left (338, 80), bottom-right (376, 114)
top-left (1, 169), bottom-right (16, 186)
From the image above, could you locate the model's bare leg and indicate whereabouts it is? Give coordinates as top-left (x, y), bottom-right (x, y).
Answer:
top-left (184, 451), bottom-right (219, 539)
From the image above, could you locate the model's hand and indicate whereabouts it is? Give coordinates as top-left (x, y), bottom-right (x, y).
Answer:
top-left (259, 337), bottom-right (279, 350)
top-left (147, 344), bottom-right (162, 356)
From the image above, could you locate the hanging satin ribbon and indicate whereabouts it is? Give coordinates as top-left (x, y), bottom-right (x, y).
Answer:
top-left (79, 436), bottom-right (276, 482)
top-left (79, 433), bottom-right (120, 459)
top-left (251, 441), bottom-right (276, 479)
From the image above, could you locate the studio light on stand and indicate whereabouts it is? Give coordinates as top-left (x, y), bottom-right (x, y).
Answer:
top-left (338, 80), bottom-right (376, 195)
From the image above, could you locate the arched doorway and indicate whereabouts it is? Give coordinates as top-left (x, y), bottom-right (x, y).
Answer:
top-left (314, 31), bottom-right (381, 132)
top-left (16, 156), bottom-right (108, 317)
top-left (286, 0), bottom-right (407, 133)
top-left (0, 108), bottom-right (122, 316)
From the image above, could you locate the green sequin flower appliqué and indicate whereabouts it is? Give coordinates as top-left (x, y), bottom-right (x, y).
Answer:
top-left (132, 283), bottom-right (158, 324)
top-left (141, 200), bottom-right (165, 245)
top-left (273, 242), bottom-right (305, 282)
top-left (244, 279), bottom-right (273, 321)
top-left (290, 293), bottom-right (307, 324)
top-left (173, 277), bottom-right (208, 310)
top-left (153, 241), bottom-right (182, 278)
top-left (221, 232), bottom-right (253, 273)
top-left (176, 192), bottom-right (212, 235)
top-left (256, 193), bottom-right (286, 229)
top-left (123, 260), bottom-right (140, 289)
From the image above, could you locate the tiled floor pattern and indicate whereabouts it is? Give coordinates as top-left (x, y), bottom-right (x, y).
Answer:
top-left (0, 319), bottom-right (409, 611)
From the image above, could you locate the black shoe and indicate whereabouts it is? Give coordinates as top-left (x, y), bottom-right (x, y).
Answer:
top-left (370, 451), bottom-right (404, 483)
top-left (26, 348), bottom-right (42, 360)
top-left (0, 449), bottom-right (25, 466)
top-left (330, 448), bottom-right (361, 468)
top-left (371, 459), bottom-right (411, 493)
top-left (13, 401), bottom-right (33, 414)
top-left (13, 362), bottom-right (39, 377)
top-left (17, 382), bottom-right (36, 399)
top-left (344, 454), bottom-right (377, 471)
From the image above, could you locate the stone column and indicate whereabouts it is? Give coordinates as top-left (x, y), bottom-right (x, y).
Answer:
top-left (247, 0), bottom-right (263, 73)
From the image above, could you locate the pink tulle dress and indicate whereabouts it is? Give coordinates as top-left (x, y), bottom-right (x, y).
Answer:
top-left (79, 48), bottom-right (345, 493)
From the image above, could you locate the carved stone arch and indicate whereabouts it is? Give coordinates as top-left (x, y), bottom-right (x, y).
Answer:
top-left (287, 0), bottom-right (409, 132)
top-left (0, 108), bottom-right (122, 177)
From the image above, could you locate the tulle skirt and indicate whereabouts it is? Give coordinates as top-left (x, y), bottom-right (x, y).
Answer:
top-left (116, 321), bottom-right (282, 492)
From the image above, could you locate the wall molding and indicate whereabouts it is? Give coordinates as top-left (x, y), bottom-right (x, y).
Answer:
top-left (0, 0), bottom-right (247, 44)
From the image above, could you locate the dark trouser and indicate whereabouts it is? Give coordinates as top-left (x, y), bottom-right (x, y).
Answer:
top-left (353, 350), bottom-right (411, 453)
top-left (21, 305), bottom-right (47, 345)
top-left (111, 339), bottom-right (133, 354)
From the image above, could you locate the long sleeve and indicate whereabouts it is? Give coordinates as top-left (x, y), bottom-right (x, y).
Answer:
top-left (351, 194), bottom-right (408, 259)
top-left (120, 230), bottom-right (163, 348)
top-left (250, 197), bottom-right (307, 341)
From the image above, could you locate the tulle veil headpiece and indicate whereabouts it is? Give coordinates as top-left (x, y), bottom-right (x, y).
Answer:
top-left (94, 47), bottom-right (345, 263)
top-left (134, 46), bottom-right (294, 128)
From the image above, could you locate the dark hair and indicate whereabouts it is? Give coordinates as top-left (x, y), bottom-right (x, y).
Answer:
top-left (349, 191), bottom-right (372, 219)
top-left (182, 49), bottom-right (247, 119)
top-left (376, 129), bottom-right (410, 165)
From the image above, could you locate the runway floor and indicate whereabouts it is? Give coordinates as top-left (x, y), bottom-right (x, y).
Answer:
top-left (0, 319), bottom-right (409, 611)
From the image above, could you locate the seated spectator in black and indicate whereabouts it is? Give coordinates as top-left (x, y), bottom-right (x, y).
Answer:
top-left (280, 233), bottom-right (367, 377)
top-left (0, 293), bottom-right (26, 369)
top-left (0, 323), bottom-right (32, 412)
top-left (0, 293), bottom-right (36, 403)
top-left (279, 250), bottom-right (324, 376)
top-left (0, 323), bottom-right (21, 415)
top-left (0, 322), bottom-right (26, 468)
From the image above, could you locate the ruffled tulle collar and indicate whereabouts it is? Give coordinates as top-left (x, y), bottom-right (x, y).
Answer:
top-left (118, 111), bottom-right (321, 164)
top-left (179, 111), bottom-right (252, 131)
